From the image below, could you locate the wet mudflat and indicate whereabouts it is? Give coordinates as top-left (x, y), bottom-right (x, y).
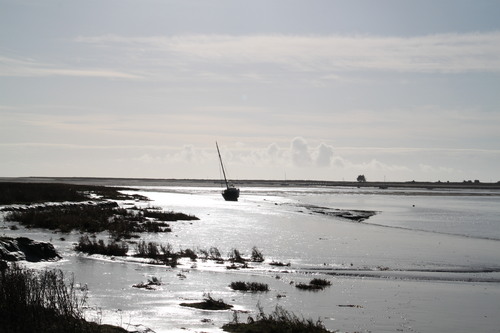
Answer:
top-left (1, 182), bottom-right (500, 332)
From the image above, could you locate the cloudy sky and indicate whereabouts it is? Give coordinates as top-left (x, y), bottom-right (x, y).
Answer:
top-left (1, 0), bottom-right (500, 182)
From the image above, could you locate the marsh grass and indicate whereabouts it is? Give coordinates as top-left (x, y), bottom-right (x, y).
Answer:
top-left (142, 209), bottom-right (199, 221)
top-left (228, 249), bottom-right (245, 263)
top-left (295, 278), bottom-right (332, 291)
top-left (269, 261), bottom-right (290, 267)
top-left (250, 246), bottom-right (264, 262)
top-left (0, 264), bottom-right (127, 333)
top-left (180, 293), bottom-right (232, 310)
top-left (133, 241), bottom-right (199, 267)
top-left (178, 248), bottom-right (198, 261)
top-left (5, 203), bottom-right (195, 239)
top-left (2, 182), bottom-right (198, 240)
top-left (5, 203), bottom-right (120, 233)
top-left (223, 305), bottom-right (330, 333)
top-left (0, 182), bottom-right (144, 205)
top-left (229, 281), bottom-right (269, 292)
top-left (134, 240), bottom-right (176, 266)
top-left (209, 247), bottom-right (222, 261)
top-left (75, 236), bottom-right (128, 257)
top-left (132, 276), bottom-right (162, 290)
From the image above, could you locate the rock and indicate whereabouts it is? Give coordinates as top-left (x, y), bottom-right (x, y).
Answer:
top-left (0, 237), bottom-right (61, 262)
top-left (0, 238), bottom-right (26, 261)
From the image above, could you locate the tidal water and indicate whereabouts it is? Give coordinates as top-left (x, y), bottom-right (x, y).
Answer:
top-left (2, 184), bottom-right (500, 332)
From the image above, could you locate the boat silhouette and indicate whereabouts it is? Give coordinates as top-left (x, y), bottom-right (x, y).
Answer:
top-left (216, 142), bottom-right (240, 201)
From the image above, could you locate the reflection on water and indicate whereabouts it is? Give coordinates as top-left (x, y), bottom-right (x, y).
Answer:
top-left (2, 185), bottom-right (500, 333)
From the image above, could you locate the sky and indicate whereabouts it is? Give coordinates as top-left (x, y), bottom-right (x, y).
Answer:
top-left (1, 0), bottom-right (500, 182)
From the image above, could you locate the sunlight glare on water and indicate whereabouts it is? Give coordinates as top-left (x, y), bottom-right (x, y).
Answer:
top-left (3, 184), bottom-right (500, 333)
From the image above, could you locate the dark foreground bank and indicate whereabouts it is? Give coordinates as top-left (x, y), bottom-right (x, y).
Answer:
top-left (0, 264), bottom-right (127, 333)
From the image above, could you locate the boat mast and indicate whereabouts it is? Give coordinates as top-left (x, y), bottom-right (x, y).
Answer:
top-left (216, 142), bottom-right (230, 189)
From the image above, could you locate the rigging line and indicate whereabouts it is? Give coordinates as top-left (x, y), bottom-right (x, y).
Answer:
top-left (216, 141), bottom-right (230, 189)
top-left (218, 162), bottom-right (224, 188)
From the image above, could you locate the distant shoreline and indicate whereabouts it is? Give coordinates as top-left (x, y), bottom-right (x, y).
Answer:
top-left (1, 176), bottom-right (500, 190)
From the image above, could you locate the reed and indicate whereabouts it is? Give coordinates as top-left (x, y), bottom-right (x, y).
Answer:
top-left (0, 264), bottom-right (127, 332)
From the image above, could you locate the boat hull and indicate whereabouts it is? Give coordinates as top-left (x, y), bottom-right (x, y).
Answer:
top-left (222, 188), bottom-right (240, 201)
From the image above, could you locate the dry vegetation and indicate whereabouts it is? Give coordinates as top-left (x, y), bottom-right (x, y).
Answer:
top-left (180, 293), bottom-right (233, 310)
top-left (0, 264), bottom-right (127, 333)
top-left (295, 278), bottom-right (332, 291)
top-left (229, 281), bottom-right (269, 292)
top-left (223, 305), bottom-right (330, 333)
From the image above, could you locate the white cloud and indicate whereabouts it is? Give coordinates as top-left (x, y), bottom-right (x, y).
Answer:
top-left (4, 32), bottom-right (499, 85)
top-left (315, 143), bottom-right (334, 167)
top-left (419, 163), bottom-right (457, 174)
top-left (0, 55), bottom-right (141, 79)
top-left (2, 137), bottom-right (499, 181)
top-left (76, 32), bottom-right (500, 75)
top-left (291, 137), bottom-right (312, 167)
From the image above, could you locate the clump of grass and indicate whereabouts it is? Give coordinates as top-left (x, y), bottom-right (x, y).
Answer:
top-left (75, 235), bottom-right (128, 256)
top-left (132, 276), bottom-right (162, 290)
top-left (198, 249), bottom-right (209, 260)
top-left (223, 305), bottom-right (330, 333)
top-left (0, 264), bottom-right (127, 332)
top-left (135, 240), bottom-right (162, 258)
top-left (133, 241), bottom-right (199, 267)
top-left (250, 246), bottom-right (264, 262)
top-left (180, 293), bottom-right (233, 310)
top-left (269, 261), bottom-right (291, 267)
top-left (134, 240), bottom-right (178, 267)
top-left (230, 281), bottom-right (269, 292)
top-left (198, 246), bottom-right (223, 262)
top-left (178, 248), bottom-right (198, 261)
top-left (226, 262), bottom-right (250, 270)
top-left (143, 209), bottom-right (199, 221)
top-left (228, 249), bottom-right (246, 263)
top-left (295, 278), bottom-right (332, 291)
top-left (199, 246), bottom-right (268, 267)
top-left (209, 247), bottom-right (223, 261)
top-left (310, 278), bottom-right (331, 287)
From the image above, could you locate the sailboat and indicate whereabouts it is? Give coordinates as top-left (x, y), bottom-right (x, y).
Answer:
top-left (216, 142), bottom-right (240, 201)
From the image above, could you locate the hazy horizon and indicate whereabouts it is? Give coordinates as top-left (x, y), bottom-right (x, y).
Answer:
top-left (1, 1), bottom-right (500, 182)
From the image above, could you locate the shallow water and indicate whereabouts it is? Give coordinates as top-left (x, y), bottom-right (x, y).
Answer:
top-left (2, 184), bottom-right (500, 332)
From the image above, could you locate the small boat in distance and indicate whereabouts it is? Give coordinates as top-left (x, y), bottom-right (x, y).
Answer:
top-left (216, 142), bottom-right (240, 201)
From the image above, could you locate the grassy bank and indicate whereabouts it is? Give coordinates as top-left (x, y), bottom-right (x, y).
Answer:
top-left (4, 204), bottom-right (197, 241)
top-left (0, 264), bottom-right (127, 333)
top-left (4, 203), bottom-right (184, 238)
top-left (0, 182), bottom-right (146, 205)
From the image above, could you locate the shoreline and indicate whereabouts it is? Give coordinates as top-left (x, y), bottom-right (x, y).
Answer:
top-left (2, 176), bottom-right (500, 190)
